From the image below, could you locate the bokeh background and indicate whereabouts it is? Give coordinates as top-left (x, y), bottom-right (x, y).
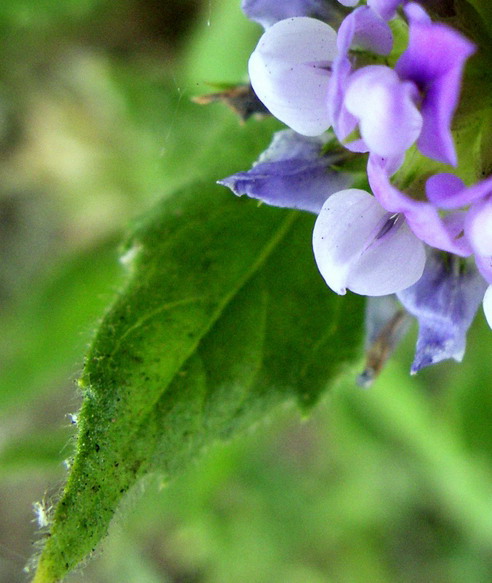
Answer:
top-left (2, 1), bottom-right (492, 582)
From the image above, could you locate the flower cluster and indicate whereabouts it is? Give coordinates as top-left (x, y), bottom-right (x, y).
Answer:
top-left (220, 0), bottom-right (492, 373)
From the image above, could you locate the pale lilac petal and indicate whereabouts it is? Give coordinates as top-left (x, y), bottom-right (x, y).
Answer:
top-left (328, 55), bottom-right (358, 142)
top-left (483, 285), bottom-right (492, 328)
top-left (338, 6), bottom-right (393, 55)
top-left (475, 255), bottom-right (492, 284)
top-left (218, 130), bottom-right (353, 213)
top-left (396, 3), bottom-right (476, 165)
top-left (241, 0), bottom-right (344, 29)
top-left (403, 2), bottom-right (431, 24)
top-left (249, 17), bottom-right (337, 136)
top-left (313, 189), bottom-right (425, 296)
top-left (397, 251), bottom-right (487, 372)
top-left (329, 8), bottom-right (392, 143)
top-left (425, 173), bottom-right (492, 209)
top-left (344, 66), bottom-right (422, 157)
top-left (465, 199), bottom-right (492, 257)
top-left (367, 156), bottom-right (473, 256)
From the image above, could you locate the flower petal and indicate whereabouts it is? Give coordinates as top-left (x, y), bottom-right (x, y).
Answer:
top-left (476, 255), bottom-right (492, 284)
top-left (466, 198), bottom-right (492, 257)
top-left (425, 173), bottom-right (492, 210)
top-left (313, 189), bottom-right (426, 296)
top-left (218, 130), bottom-right (353, 213)
top-left (241, 0), bottom-right (344, 29)
top-left (338, 6), bottom-right (393, 55)
top-left (329, 7), bottom-right (392, 144)
top-left (344, 65), bottom-right (422, 157)
top-left (397, 251), bottom-right (487, 372)
top-left (249, 17), bottom-right (337, 136)
top-left (396, 3), bottom-right (476, 165)
top-left (368, 156), bottom-right (473, 256)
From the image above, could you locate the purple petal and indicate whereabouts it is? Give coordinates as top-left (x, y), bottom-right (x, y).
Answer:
top-left (337, 6), bottom-right (393, 55)
top-left (218, 130), bottom-right (353, 213)
top-left (248, 17), bottom-right (337, 136)
top-left (425, 173), bottom-right (465, 206)
top-left (312, 189), bottom-right (426, 296)
top-left (328, 54), bottom-right (358, 143)
top-left (242, 0), bottom-right (345, 29)
top-left (329, 7), bottom-right (392, 143)
top-left (396, 3), bottom-right (476, 165)
top-left (397, 251), bottom-right (487, 372)
top-left (425, 173), bottom-right (492, 209)
top-left (344, 65), bottom-right (422, 157)
top-left (367, 156), bottom-right (473, 256)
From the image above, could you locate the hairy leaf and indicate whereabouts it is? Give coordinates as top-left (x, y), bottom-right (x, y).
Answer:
top-left (32, 182), bottom-right (364, 582)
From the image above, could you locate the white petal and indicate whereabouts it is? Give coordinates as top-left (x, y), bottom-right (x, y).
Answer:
top-left (344, 66), bottom-right (422, 157)
top-left (483, 285), bottom-right (492, 328)
top-left (466, 199), bottom-right (492, 257)
top-left (312, 189), bottom-right (426, 296)
top-left (248, 17), bottom-right (337, 136)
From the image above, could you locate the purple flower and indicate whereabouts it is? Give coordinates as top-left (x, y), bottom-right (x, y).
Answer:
top-left (248, 17), bottom-right (338, 136)
top-left (395, 3), bottom-right (476, 165)
top-left (312, 189), bottom-right (425, 295)
top-left (228, 0), bottom-right (491, 375)
top-left (367, 156), bottom-right (473, 257)
top-left (337, 0), bottom-right (456, 20)
top-left (424, 173), bottom-right (492, 283)
top-left (397, 251), bottom-right (487, 372)
top-left (466, 198), bottom-right (492, 259)
top-left (338, 3), bottom-right (475, 163)
top-left (242, 0), bottom-right (345, 28)
top-left (328, 6), bottom-right (393, 146)
top-left (219, 130), bottom-right (354, 213)
top-left (337, 0), bottom-right (403, 20)
top-left (344, 65), bottom-right (423, 158)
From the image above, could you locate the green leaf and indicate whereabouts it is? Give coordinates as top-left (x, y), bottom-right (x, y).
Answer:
top-left (31, 180), bottom-right (364, 582)
top-left (461, 0), bottom-right (492, 39)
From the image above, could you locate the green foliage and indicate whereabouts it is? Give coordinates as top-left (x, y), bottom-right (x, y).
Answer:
top-left (0, 240), bottom-right (122, 411)
top-left (32, 173), bottom-right (364, 582)
top-left (462, 0), bottom-right (492, 38)
top-left (3, 2), bottom-right (492, 583)
top-left (0, 0), bottom-right (104, 27)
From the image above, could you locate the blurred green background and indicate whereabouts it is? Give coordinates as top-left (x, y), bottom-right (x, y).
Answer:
top-left (2, 1), bottom-right (492, 582)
